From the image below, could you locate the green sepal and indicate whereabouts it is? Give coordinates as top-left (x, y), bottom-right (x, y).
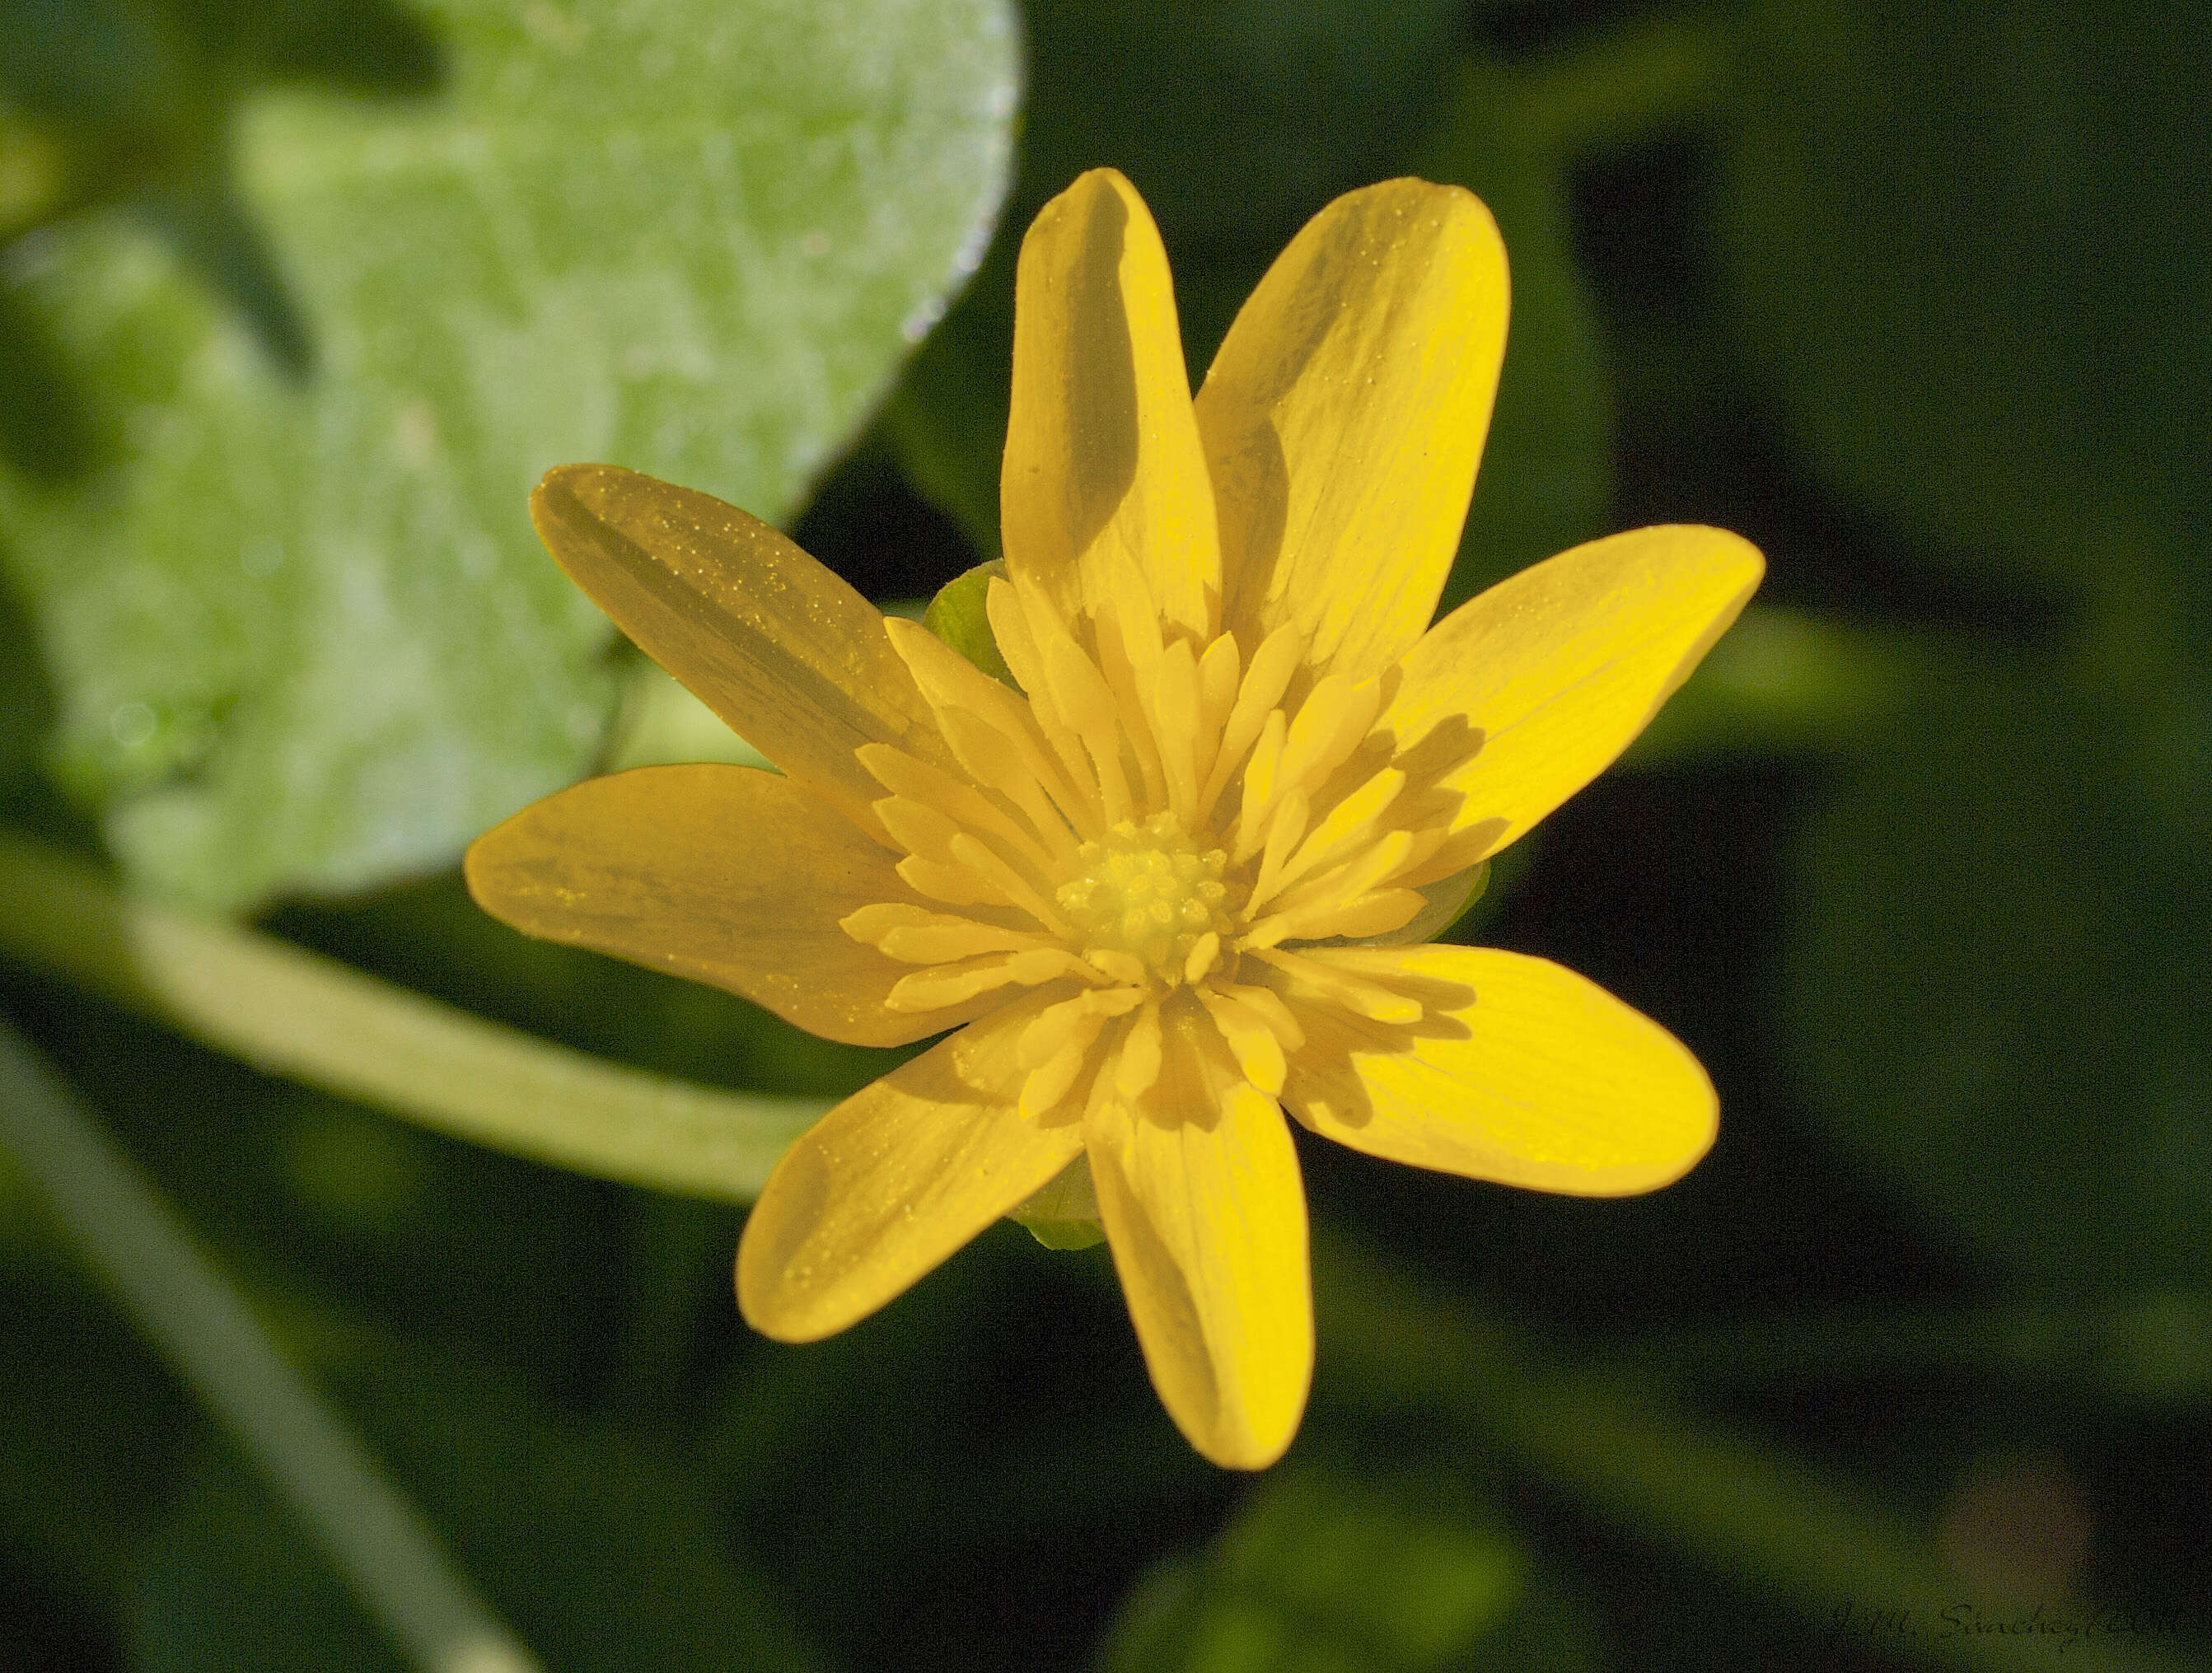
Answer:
top-left (922, 560), bottom-right (1017, 686)
top-left (1008, 1153), bottom-right (1105, 1250)
top-left (1356, 859), bottom-right (1490, 947)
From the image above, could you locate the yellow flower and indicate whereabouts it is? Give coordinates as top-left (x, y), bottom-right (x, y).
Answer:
top-left (466, 169), bottom-right (1762, 1470)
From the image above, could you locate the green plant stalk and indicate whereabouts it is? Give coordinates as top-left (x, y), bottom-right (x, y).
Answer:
top-left (0, 1021), bottom-right (542, 1673)
top-left (10, 829), bottom-right (2200, 1666)
top-left (0, 830), bottom-right (827, 1201)
top-left (1315, 1234), bottom-right (2207, 1673)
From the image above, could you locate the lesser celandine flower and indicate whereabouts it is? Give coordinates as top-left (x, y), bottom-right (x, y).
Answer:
top-left (466, 169), bottom-right (1761, 1469)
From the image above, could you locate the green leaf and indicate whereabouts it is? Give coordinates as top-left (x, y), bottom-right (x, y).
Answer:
top-left (1782, 675), bottom-right (2212, 1287)
top-left (1718, 0), bottom-right (2211, 601)
top-left (0, 0), bottom-right (1017, 908)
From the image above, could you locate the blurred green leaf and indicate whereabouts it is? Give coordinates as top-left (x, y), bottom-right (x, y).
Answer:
top-left (1094, 1466), bottom-right (1599, 1673)
top-left (0, 549), bottom-right (55, 783)
top-left (883, 0), bottom-right (1475, 562)
top-left (886, 44), bottom-right (1612, 613)
top-left (1783, 675), bottom-right (2211, 1287)
top-left (1414, 59), bottom-right (1614, 615)
top-left (131, 1341), bottom-right (823, 1672)
top-left (1018, 0), bottom-right (1468, 251)
top-left (1719, 0), bottom-right (2210, 608)
top-left (0, 0), bottom-right (1017, 908)
top-left (0, 0), bottom-right (443, 325)
top-left (1620, 604), bottom-right (1942, 768)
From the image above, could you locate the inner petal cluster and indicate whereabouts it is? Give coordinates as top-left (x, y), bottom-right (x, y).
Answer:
top-left (839, 565), bottom-right (1489, 1127)
top-left (1057, 813), bottom-right (1235, 985)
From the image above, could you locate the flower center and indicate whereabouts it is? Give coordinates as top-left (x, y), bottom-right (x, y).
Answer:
top-left (1055, 811), bottom-right (1237, 984)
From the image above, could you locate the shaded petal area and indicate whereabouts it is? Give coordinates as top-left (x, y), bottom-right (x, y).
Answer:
top-left (465, 764), bottom-right (991, 1048)
top-left (1387, 525), bottom-right (1764, 862)
top-left (738, 991), bottom-right (1086, 1340)
top-left (531, 464), bottom-right (952, 844)
top-left (1280, 945), bottom-right (1716, 1195)
top-left (1003, 168), bottom-right (1219, 642)
top-left (1198, 179), bottom-right (1507, 683)
top-left (1089, 1067), bottom-right (1312, 1470)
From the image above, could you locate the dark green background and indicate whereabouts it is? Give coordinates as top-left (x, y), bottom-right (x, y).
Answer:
top-left (2, 0), bottom-right (2205, 1669)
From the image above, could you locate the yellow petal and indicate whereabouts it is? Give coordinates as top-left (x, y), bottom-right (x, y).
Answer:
top-left (737, 990), bottom-right (1086, 1341)
top-left (531, 464), bottom-right (951, 844)
top-left (1387, 524), bottom-right (1764, 863)
top-left (465, 764), bottom-right (989, 1048)
top-left (1280, 945), bottom-right (1716, 1195)
top-left (1002, 169), bottom-right (1219, 643)
top-left (1087, 1054), bottom-right (1312, 1470)
top-left (1196, 179), bottom-right (1507, 683)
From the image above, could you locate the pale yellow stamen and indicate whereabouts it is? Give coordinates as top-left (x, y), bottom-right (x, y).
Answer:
top-left (1116, 1000), bottom-right (1164, 1100)
top-left (1248, 766), bottom-right (1405, 913)
top-left (1200, 622), bottom-right (1302, 817)
top-left (1055, 811), bottom-right (1236, 986)
top-left (1183, 930), bottom-right (1222, 986)
top-left (1249, 946), bottom-right (1421, 1023)
top-left (859, 745), bottom-right (1061, 876)
top-left (847, 588), bottom-right (1487, 1121)
top-left (1196, 987), bottom-right (1288, 1095)
top-left (886, 946), bottom-right (1096, 1011)
top-left (1092, 608), bottom-right (1169, 811)
top-left (841, 902), bottom-right (1051, 964)
top-left (1233, 709), bottom-right (1289, 861)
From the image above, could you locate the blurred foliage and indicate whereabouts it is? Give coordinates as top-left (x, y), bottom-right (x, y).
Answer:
top-left (2, 0), bottom-right (2209, 1670)
top-left (1786, 672), bottom-right (2211, 1288)
top-left (1094, 1467), bottom-right (1603, 1673)
top-left (1720, 0), bottom-right (2210, 617)
top-left (0, 0), bottom-right (1016, 908)
top-left (132, 1339), bottom-right (825, 1673)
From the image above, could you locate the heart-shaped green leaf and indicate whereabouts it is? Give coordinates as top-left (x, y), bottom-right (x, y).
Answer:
top-left (0, 0), bottom-right (1017, 908)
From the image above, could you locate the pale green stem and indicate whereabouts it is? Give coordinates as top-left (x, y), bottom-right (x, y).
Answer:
top-left (0, 831), bottom-right (826, 1202)
top-left (1315, 1235), bottom-right (2208, 1673)
top-left (0, 1021), bottom-right (542, 1673)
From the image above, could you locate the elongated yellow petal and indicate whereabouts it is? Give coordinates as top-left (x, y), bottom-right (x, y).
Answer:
top-left (737, 991), bottom-right (1086, 1341)
top-left (1197, 180), bottom-right (1507, 683)
top-left (1087, 1057), bottom-right (1312, 1470)
top-left (1387, 524), bottom-right (1764, 863)
top-left (465, 765), bottom-right (989, 1048)
top-left (1280, 945), bottom-right (1716, 1195)
top-left (1003, 169), bottom-right (1219, 642)
top-left (531, 465), bottom-right (950, 844)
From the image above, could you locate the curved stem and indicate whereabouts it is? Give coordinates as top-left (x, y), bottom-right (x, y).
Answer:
top-left (0, 1021), bottom-right (541, 1673)
top-left (0, 830), bottom-right (825, 1202)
